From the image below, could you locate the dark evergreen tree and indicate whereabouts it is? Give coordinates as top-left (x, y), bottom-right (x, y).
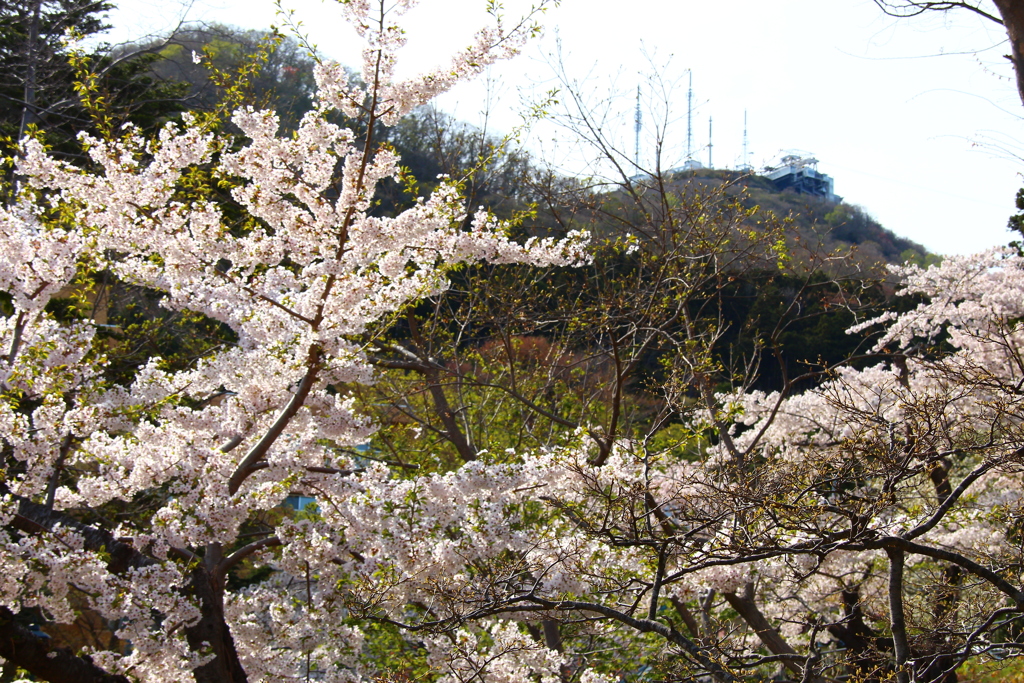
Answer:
top-left (0, 0), bottom-right (189, 171)
top-left (0, 0), bottom-right (110, 143)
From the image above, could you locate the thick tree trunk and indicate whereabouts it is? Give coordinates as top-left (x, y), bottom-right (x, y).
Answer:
top-left (541, 620), bottom-right (563, 652)
top-left (12, 498), bottom-right (248, 682)
top-left (0, 607), bottom-right (129, 683)
top-left (185, 564), bottom-right (249, 683)
top-left (992, 0), bottom-right (1024, 108)
top-left (827, 589), bottom-right (888, 678)
top-left (723, 589), bottom-right (800, 675)
top-left (18, 0), bottom-right (43, 139)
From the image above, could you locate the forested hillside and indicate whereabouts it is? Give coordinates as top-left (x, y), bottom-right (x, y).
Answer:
top-left (675, 168), bottom-right (932, 265)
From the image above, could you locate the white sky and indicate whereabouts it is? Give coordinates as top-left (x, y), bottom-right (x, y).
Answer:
top-left (100, 0), bottom-right (1024, 255)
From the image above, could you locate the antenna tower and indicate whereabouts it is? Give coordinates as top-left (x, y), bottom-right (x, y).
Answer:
top-left (708, 115), bottom-right (713, 169)
top-left (686, 70), bottom-right (693, 161)
top-left (742, 109), bottom-right (750, 171)
top-left (634, 85), bottom-right (641, 169)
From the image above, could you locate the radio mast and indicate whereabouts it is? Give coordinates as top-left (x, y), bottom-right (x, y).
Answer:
top-left (634, 85), bottom-right (642, 169)
top-left (686, 71), bottom-right (693, 162)
top-left (741, 109), bottom-right (751, 171)
top-left (708, 115), bottom-right (713, 169)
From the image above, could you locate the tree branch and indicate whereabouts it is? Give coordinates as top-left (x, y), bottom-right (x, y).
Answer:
top-left (515, 596), bottom-right (738, 682)
top-left (886, 548), bottom-right (911, 683)
top-left (905, 457), bottom-right (998, 540)
top-left (228, 346), bottom-right (322, 495)
top-left (872, 0), bottom-right (1004, 25)
top-left (869, 536), bottom-right (1024, 607)
top-left (219, 536), bottom-right (282, 576)
top-left (0, 607), bottom-right (129, 683)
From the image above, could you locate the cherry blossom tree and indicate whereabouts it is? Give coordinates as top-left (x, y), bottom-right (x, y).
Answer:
top-left (364, 245), bottom-right (1024, 683)
top-left (347, 65), bottom-right (1024, 682)
top-left (0, 1), bottom-right (587, 680)
top-left (4, 0), bottom-right (1024, 681)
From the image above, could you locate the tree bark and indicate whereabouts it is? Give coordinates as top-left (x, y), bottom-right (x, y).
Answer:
top-left (185, 564), bottom-right (249, 683)
top-left (887, 548), bottom-right (912, 683)
top-left (0, 607), bottom-right (129, 683)
top-left (18, 0), bottom-right (43, 139)
top-left (724, 586), bottom-right (812, 679)
top-left (827, 589), bottom-right (888, 677)
top-left (992, 0), bottom-right (1024, 107)
top-left (13, 496), bottom-right (156, 574)
top-left (11, 497), bottom-right (248, 682)
top-left (669, 596), bottom-right (702, 640)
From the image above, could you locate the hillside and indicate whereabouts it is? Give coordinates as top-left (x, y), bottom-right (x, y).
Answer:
top-left (121, 26), bottom-right (929, 271)
top-left (666, 168), bottom-right (932, 266)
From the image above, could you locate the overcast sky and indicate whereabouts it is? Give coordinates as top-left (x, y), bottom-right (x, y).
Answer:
top-left (101, 0), bottom-right (1024, 256)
